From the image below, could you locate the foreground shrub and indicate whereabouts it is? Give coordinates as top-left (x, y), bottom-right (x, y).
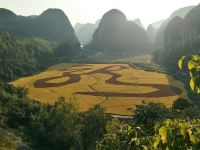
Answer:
top-left (172, 98), bottom-right (192, 111)
top-left (29, 98), bottom-right (82, 150)
top-left (97, 118), bottom-right (144, 150)
top-left (0, 128), bottom-right (31, 150)
top-left (132, 102), bottom-right (170, 134)
top-left (97, 119), bottom-right (200, 150)
top-left (0, 106), bottom-right (4, 127)
top-left (136, 119), bottom-right (200, 149)
top-left (81, 105), bottom-right (111, 149)
top-left (178, 55), bottom-right (200, 93)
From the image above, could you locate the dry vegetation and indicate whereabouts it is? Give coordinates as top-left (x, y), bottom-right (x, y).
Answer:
top-left (12, 63), bottom-right (187, 115)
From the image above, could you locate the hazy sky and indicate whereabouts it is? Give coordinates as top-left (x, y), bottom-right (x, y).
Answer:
top-left (0, 0), bottom-right (199, 27)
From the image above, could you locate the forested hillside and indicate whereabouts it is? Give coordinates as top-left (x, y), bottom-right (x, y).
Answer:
top-left (0, 8), bottom-right (82, 81)
top-left (0, 32), bottom-right (81, 81)
top-left (154, 4), bottom-right (200, 70)
top-left (0, 8), bottom-right (80, 49)
top-left (154, 6), bottom-right (194, 49)
top-left (84, 9), bottom-right (149, 56)
top-left (0, 33), bottom-right (56, 81)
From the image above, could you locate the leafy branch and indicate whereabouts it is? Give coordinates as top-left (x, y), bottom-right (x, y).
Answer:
top-left (178, 55), bottom-right (200, 93)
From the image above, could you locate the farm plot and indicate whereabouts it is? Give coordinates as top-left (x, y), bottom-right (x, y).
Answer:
top-left (12, 64), bottom-right (187, 115)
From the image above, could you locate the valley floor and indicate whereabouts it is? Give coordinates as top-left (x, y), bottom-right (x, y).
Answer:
top-left (12, 60), bottom-right (187, 115)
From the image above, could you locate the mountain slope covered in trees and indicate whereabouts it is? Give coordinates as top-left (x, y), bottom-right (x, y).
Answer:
top-left (0, 8), bottom-right (80, 49)
top-left (154, 6), bottom-right (194, 49)
top-left (0, 32), bottom-right (56, 81)
top-left (85, 9), bottom-right (148, 56)
top-left (0, 8), bottom-right (81, 81)
top-left (154, 4), bottom-right (200, 69)
top-left (0, 32), bottom-right (81, 81)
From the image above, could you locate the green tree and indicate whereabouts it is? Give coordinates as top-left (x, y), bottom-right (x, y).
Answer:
top-left (30, 97), bottom-right (82, 150)
top-left (97, 118), bottom-right (144, 150)
top-left (0, 106), bottom-right (5, 127)
top-left (97, 119), bottom-right (200, 150)
top-left (132, 102), bottom-right (169, 134)
top-left (81, 105), bottom-right (111, 149)
top-left (172, 98), bottom-right (192, 111)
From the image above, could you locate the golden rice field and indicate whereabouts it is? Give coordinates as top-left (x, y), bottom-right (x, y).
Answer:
top-left (12, 63), bottom-right (187, 115)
